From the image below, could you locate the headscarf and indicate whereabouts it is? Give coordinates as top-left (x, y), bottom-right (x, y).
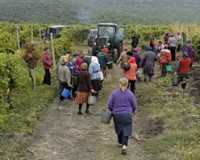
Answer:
top-left (101, 47), bottom-right (109, 54)
top-left (128, 57), bottom-right (136, 64)
top-left (183, 42), bottom-right (195, 60)
top-left (183, 51), bottom-right (189, 57)
top-left (91, 56), bottom-right (99, 64)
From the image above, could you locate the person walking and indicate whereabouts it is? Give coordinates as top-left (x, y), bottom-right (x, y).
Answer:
top-left (97, 49), bottom-right (107, 78)
top-left (182, 40), bottom-right (196, 64)
top-left (132, 48), bottom-right (142, 82)
top-left (42, 48), bottom-right (53, 85)
top-left (159, 46), bottom-right (172, 77)
top-left (75, 63), bottom-right (92, 115)
top-left (117, 47), bottom-right (128, 68)
top-left (157, 41), bottom-right (165, 53)
top-left (142, 46), bottom-right (157, 82)
top-left (168, 34), bottom-right (177, 61)
top-left (107, 77), bottom-right (137, 155)
top-left (132, 48), bottom-right (142, 68)
top-left (23, 43), bottom-right (39, 90)
top-left (89, 56), bottom-right (102, 96)
top-left (176, 52), bottom-right (192, 86)
top-left (176, 32), bottom-right (183, 52)
top-left (123, 54), bottom-right (137, 94)
top-left (75, 52), bottom-right (84, 71)
top-left (57, 56), bottom-right (72, 103)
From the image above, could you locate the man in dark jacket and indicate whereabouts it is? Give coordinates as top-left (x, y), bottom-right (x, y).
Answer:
top-left (142, 46), bottom-right (157, 82)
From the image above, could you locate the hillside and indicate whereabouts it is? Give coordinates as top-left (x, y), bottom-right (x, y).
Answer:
top-left (1, 0), bottom-right (200, 24)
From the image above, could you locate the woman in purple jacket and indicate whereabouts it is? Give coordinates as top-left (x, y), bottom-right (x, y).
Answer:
top-left (107, 77), bottom-right (137, 155)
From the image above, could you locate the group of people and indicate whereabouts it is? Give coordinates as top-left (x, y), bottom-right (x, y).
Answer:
top-left (56, 51), bottom-right (105, 114)
top-left (38, 31), bottom-right (196, 156)
top-left (105, 32), bottom-right (196, 155)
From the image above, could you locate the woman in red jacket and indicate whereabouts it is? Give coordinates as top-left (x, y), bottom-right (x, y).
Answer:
top-left (42, 48), bottom-right (53, 85)
top-left (176, 52), bottom-right (192, 85)
top-left (159, 47), bottom-right (171, 76)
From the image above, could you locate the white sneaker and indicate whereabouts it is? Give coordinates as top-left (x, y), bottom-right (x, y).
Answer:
top-left (58, 106), bottom-right (63, 110)
top-left (121, 145), bottom-right (127, 155)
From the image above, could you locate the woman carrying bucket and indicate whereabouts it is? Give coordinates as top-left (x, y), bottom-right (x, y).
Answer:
top-left (75, 63), bottom-right (93, 115)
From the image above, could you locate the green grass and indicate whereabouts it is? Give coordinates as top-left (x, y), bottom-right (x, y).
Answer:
top-left (137, 77), bottom-right (200, 160)
top-left (0, 61), bottom-right (57, 159)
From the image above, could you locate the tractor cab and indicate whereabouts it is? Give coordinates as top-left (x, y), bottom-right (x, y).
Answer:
top-left (97, 23), bottom-right (118, 48)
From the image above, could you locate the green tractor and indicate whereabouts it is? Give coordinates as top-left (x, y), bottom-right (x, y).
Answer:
top-left (92, 23), bottom-right (124, 61)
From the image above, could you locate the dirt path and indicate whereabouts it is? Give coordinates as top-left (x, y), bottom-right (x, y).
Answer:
top-left (25, 67), bottom-right (150, 160)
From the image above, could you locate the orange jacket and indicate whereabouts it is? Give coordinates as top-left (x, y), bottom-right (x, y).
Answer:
top-left (124, 57), bottom-right (137, 80)
top-left (178, 57), bottom-right (192, 74)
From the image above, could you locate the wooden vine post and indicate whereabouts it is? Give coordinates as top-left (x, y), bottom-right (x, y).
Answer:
top-left (31, 24), bottom-right (34, 43)
top-left (16, 24), bottom-right (20, 49)
top-left (50, 33), bottom-right (56, 69)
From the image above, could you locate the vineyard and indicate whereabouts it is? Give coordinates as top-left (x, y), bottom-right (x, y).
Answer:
top-left (0, 22), bottom-right (200, 159)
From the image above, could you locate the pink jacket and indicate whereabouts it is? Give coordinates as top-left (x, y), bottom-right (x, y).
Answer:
top-left (42, 52), bottom-right (53, 70)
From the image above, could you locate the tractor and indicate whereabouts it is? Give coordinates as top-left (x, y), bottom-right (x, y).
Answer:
top-left (92, 23), bottom-right (124, 61)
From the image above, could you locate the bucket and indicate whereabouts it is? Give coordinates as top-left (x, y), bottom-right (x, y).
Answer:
top-left (88, 95), bottom-right (97, 105)
top-left (61, 88), bottom-right (71, 99)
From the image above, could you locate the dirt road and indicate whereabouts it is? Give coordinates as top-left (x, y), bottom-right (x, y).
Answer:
top-left (25, 67), bottom-right (150, 160)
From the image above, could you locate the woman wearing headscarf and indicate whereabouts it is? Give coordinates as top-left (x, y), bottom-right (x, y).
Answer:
top-left (89, 56), bottom-right (102, 96)
top-left (123, 56), bottom-right (137, 94)
top-left (176, 52), bottom-right (192, 86)
top-left (75, 63), bottom-right (92, 115)
top-left (42, 48), bottom-right (53, 85)
top-left (182, 40), bottom-right (196, 64)
top-left (75, 52), bottom-right (84, 71)
top-left (107, 77), bottom-right (137, 155)
top-left (159, 46), bottom-right (172, 77)
top-left (132, 47), bottom-right (142, 68)
top-left (57, 56), bottom-right (72, 102)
